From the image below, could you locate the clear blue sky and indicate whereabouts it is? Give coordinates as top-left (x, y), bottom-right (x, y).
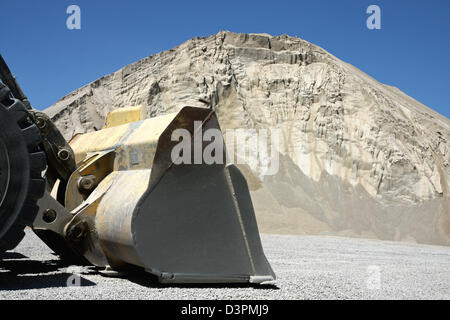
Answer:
top-left (1, 0), bottom-right (449, 118)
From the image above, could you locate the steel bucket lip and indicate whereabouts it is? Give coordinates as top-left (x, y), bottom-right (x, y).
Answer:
top-left (59, 106), bottom-right (276, 284)
top-left (130, 163), bottom-right (276, 284)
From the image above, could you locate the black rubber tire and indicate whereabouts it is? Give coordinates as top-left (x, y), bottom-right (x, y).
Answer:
top-left (0, 82), bottom-right (46, 255)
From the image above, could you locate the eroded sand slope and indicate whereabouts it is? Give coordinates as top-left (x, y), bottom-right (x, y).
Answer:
top-left (45, 32), bottom-right (450, 245)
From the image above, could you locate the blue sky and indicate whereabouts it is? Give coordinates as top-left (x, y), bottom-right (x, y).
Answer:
top-left (1, 0), bottom-right (449, 118)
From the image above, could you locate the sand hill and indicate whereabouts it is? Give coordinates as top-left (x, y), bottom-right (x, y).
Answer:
top-left (45, 31), bottom-right (450, 245)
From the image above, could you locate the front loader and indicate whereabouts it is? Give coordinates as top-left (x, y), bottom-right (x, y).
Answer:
top-left (0, 55), bottom-right (275, 284)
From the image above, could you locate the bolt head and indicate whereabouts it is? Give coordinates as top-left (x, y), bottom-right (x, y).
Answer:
top-left (78, 176), bottom-right (95, 191)
top-left (58, 149), bottom-right (70, 161)
top-left (42, 209), bottom-right (57, 223)
top-left (67, 221), bottom-right (88, 242)
top-left (35, 117), bottom-right (46, 129)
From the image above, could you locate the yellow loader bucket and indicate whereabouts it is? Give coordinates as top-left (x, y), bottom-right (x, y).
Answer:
top-left (45, 106), bottom-right (275, 284)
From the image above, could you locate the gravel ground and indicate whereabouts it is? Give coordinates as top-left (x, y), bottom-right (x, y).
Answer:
top-left (1, 229), bottom-right (449, 300)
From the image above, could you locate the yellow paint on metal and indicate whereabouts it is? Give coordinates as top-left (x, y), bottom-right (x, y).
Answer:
top-left (69, 124), bottom-right (130, 164)
top-left (94, 170), bottom-right (151, 267)
top-left (65, 150), bottom-right (115, 211)
top-left (70, 111), bottom-right (179, 170)
top-left (104, 105), bottom-right (146, 129)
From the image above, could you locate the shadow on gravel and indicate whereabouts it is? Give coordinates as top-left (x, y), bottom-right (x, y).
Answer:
top-left (0, 259), bottom-right (69, 275)
top-left (1, 252), bottom-right (28, 260)
top-left (0, 258), bottom-right (96, 291)
top-left (0, 273), bottom-right (96, 290)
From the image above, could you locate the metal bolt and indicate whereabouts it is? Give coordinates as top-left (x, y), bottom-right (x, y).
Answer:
top-left (58, 149), bottom-right (70, 161)
top-left (42, 209), bottom-right (57, 223)
top-left (78, 175), bottom-right (96, 191)
top-left (35, 116), bottom-right (46, 129)
top-left (67, 221), bottom-right (88, 242)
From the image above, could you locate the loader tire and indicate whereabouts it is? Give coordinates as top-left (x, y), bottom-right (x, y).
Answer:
top-left (0, 82), bottom-right (46, 255)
